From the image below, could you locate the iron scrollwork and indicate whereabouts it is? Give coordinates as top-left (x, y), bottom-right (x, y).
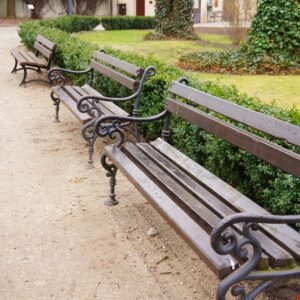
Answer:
top-left (93, 110), bottom-right (168, 147)
top-left (211, 213), bottom-right (300, 300)
top-left (48, 67), bottom-right (92, 86)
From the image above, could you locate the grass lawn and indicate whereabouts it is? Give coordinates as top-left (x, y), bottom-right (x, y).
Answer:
top-left (193, 73), bottom-right (300, 109)
top-left (77, 30), bottom-right (300, 110)
top-left (77, 30), bottom-right (231, 64)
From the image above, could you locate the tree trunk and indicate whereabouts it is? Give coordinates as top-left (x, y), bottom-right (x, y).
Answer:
top-left (155, 0), bottom-right (195, 38)
top-left (7, 0), bottom-right (16, 18)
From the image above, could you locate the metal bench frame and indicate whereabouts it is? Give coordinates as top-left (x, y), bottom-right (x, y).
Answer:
top-left (92, 79), bottom-right (300, 299)
top-left (48, 50), bottom-right (156, 168)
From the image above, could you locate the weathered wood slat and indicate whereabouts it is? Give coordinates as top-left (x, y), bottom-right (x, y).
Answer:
top-left (93, 51), bottom-right (144, 77)
top-left (52, 86), bottom-right (92, 124)
top-left (34, 41), bottom-right (52, 59)
top-left (137, 142), bottom-right (294, 268)
top-left (25, 51), bottom-right (47, 67)
top-left (151, 138), bottom-right (300, 260)
top-left (11, 49), bottom-right (27, 64)
top-left (165, 99), bottom-right (300, 178)
top-left (90, 60), bottom-right (138, 91)
top-left (17, 50), bottom-right (39, 64)
top-left (36, 34), bottom-right (56, 50)
top-left (168, 81), bottom-right (300, 147)
top-left (104, 144), bottom-right (239, 279)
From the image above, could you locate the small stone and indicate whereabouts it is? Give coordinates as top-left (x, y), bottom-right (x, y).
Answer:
top-left (147, 227), bottom-right (158, 237)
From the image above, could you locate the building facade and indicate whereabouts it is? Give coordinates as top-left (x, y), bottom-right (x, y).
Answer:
top-left (1, 0), bottom-right (254, 24)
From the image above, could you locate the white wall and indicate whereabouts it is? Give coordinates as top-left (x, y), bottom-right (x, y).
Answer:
top-left (145, 0), bottom-right (155, 16)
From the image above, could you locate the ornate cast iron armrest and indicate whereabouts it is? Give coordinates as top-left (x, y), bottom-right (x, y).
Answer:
top-left (48, 67), bottom-right (92, 86)
top-left (76, 92), bottom-right (141, 114)
top-left (94, 111), bottom-right (168, 147)
top-left (210, 213), bottom-right (300, 300)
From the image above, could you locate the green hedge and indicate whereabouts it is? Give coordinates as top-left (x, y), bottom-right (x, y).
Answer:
top-left (101, 16), bottom-right (155, 30)
top-left (18, 20), bottom-right (300, 220)
top-left (38, 15), bottom-right (101, 33)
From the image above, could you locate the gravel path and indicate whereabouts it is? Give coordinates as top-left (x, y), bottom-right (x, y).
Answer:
top-left (0, 27), bottom-right (219, 300)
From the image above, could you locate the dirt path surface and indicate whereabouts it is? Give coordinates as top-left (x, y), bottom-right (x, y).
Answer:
top-left (0, 27), bottom-right (219, 300)
top-left (1, 27), bottom-right (298, 300)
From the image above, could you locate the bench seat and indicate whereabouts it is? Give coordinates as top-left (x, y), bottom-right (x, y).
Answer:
top-left (52, 84), bottom-right (128, 125)
top-left (104, 138), bottom-right (300, 279)
top-left (11, 48), bottom-right (48, 68)
top-left (95, 79), bottom-right (300, 298)
top-left (11, 35), bottom-right (56, 86)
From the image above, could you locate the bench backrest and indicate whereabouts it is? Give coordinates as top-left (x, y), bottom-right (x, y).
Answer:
top-left (165, 81), bottom-right (300, 178)
top-left (34, 35), bottom-right (57, 68)
top-left (90, 51), bottom-right (145, 92)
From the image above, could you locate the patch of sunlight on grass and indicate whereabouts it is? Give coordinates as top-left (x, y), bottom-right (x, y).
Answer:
top-left (194, 73), bottom-right (300, 109)
top-left (77, 30), bottom-right (223, 64)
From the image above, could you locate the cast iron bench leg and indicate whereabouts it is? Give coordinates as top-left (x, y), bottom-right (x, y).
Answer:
top-left (101, 154), bottom-right (119, 206)
top-left (50, 91), bottom-right (61, 123)
top-left (11, 58), bottom-right (18, 73)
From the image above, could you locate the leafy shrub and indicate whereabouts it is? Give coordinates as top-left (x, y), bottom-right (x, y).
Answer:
top-left (18, 19), bottom-right (300, 219)
top-left (101, 16), bottom-right (155, 30)
top-left (179, 0), bottom-right (300, 74)
top-left (39, 16), bottom-right (101, 33)
top-left (178, 51), bottom-right (300, 74)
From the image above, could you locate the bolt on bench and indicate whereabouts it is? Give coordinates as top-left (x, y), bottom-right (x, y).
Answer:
top-left (48, 50), bottom-right (156, 168)
top-left (11, 35), bottom-right (57, 86)
top-left (93, 79), bottom-right (300, 299)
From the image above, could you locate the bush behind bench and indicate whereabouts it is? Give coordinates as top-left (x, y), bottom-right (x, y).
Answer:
top-left (18, 18), bottom-right (300, 220)
top-left (101, 16), bottom-right (155, 30)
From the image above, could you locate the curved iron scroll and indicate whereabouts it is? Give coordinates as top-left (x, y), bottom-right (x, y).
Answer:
top-left (211, 213), bottom-right (300, 300)
top-left (76, 66), bottom-right (156, 115)
top-left (48, 67), bottom-right (92, 86)
top-left (93, 111), bottom-right (168, 147)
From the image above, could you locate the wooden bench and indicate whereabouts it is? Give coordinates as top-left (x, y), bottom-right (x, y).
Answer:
top-left (11, 35), bottom-right (57, 86)
top-left (48, 50), bottom-right (156, 168)
top-left (93, 79), bottom-right (300, 299)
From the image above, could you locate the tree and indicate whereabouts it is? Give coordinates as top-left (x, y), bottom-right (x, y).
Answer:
top-left (241, 0), bottom-right (300, 65)
top-left (7, 0), bottom-right (16, 17)
top-left (155, 0), bottom-right (195, 38)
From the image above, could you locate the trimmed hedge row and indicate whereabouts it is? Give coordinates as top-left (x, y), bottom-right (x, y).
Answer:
top-left (101, 16), bottom-right (155, 30)
top-left (39, 15), bottom-right (101, 33)
top-left (18, 19), bottom-right (300, 220)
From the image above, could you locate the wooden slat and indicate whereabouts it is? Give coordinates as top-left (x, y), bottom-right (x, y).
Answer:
top-left (25, 51), bottom-right (47, 67)
top-left (165, 99), bottom-right (300, 178)
top-left (152, 138), bottom-right (300, 260)
top-left (104, 144), bottom-right (239, 279)
top-left (125, 143), bottom-right (272, 268)
top-left (168, 81), bottom-right (300, 147)
top-left (93, 51), bottom-right (144, 78)
top-left (17, 50), bottom-right (39, 64)
top-left (34, 41), bottom-right (52, 59)
top-left (82, 84), bottom-right (128, 117)
top-left (123, 143), bottom-right (223, 232)
top-left (11, 49), bottom-right (27, 64)
top-left (36, 35), bottom-right (56, 51)
top-left (137, 143), bottom-right (294, 268)
top-left (52, 86), bottom-right (92, 124)
top-left (90, 60), bottom-right (139, 91)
